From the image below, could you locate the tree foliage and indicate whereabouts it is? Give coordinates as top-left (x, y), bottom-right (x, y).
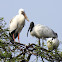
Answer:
top-left (0, 18), bottom-right (62, 62)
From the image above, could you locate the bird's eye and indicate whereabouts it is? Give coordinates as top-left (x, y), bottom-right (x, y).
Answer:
top-left (21, 11), bottom-right (25, 15)
top-left (52, 38), bottom-right (53, 40)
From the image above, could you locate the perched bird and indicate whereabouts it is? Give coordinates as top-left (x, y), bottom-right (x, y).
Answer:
top-left (27, 22), bottom-right (58, 46)
top-left (47, 38), bottom-right (59, 50)
top-left (9, 9), bottom-right (29, 43)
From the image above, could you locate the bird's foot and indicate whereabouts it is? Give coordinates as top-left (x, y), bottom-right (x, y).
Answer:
top-left (18, 40), bottom-right (20, 43)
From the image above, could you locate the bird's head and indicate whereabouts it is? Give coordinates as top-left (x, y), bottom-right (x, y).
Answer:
top-left (18, 8), bottom-right (29, 22)
top-left (27, 22), bottom-right (34, 37)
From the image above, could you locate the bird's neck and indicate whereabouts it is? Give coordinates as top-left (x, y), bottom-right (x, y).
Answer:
top-left (18, 13), bottom-right (24, 17)
top-left (30, 25), bottom-right (34, 32)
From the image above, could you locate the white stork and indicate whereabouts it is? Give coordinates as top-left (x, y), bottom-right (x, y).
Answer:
top-left (27, 22), bottom-right (58, 46)
top-left (9, 9), bottom-right (29, 43)
top-left (47, 38), bottom-right (59, 50)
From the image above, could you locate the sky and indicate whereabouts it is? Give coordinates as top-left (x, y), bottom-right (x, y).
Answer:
top-left (0, 0), bottom-right (62, 62)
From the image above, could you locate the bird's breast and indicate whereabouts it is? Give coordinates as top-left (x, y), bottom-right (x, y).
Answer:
top-left (17, 20), bottom-right (25, 33)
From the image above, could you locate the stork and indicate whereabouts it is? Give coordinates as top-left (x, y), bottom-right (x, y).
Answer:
top-left (9, 9), bottom-right (29, 43)
top-left (47, 38), bottom-right (59, 50)
top-left (27, 22), bottom-right (58, 46)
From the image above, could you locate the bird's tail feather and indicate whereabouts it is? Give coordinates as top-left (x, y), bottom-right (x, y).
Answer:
top-left (52, 30), bottom-right (58, 38)
top-left (9, 32), bottom-right (18, 44)
top-left (9, 33), bottom-right (14, 44)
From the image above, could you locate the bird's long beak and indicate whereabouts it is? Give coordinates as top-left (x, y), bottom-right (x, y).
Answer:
top-left (24, 13), bottom-right (29, 22)
top-left (27, 27), bottom-right (30, 37)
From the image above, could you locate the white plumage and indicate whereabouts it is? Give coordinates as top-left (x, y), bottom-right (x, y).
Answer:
top-left (27, 22), bottom-right (58, 46)
top-left (30, 24), bottom-right (57, 38)
top-left (47, 38), bottom-right (59, 50)
top-left (9, 8), bottom-right (29, 43)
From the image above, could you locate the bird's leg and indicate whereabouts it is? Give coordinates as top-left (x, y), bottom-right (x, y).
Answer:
top-left (18, 33), bottom-right (20, 43)
top-left (42, 37), bottom-right (44, 47)
top-left (13, 34), bottom-right (15, 42)
top-left (42, 37), bottom-right (44, 61)
top-left (39, 39), bottom-right (40, 46)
